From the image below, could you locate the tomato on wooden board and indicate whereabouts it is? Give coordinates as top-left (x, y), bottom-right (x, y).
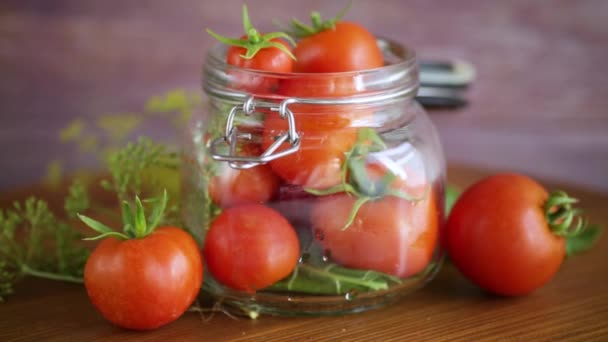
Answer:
top-left (445, 173), bottom-right (593, 296)
top-left (293, 21), bottom-right (384, 73)
top-left (208, 144), bottom-right (280, 207)
top-left (85, 227), bottom-right (202, 330)
top-left (203, 204), bottom-right (300, 292)
top-left (79, 192), bottom-right (203, 330)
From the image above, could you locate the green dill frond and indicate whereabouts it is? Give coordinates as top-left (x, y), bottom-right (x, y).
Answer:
top-left (103, 137), bottom-right (180, 202)
top-left (59, 119), bottom-right (85, 143)
top-left (43, 160), bottom-right (63, 188)
top-left (64, 181), bottom-right (90, 219)
top-left (96, 113), bottom-right (143, 143)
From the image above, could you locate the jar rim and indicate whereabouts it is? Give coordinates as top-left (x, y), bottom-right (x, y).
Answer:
top-left (202, 37), bottom-right (419, 104)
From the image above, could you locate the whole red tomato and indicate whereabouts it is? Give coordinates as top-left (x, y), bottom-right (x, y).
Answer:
top-left (203, 204), bottom-right (300, 292)
top-left (226, 38), bottom-right (293, 73)
top-left (207, 5), bottom-right (295, 93)
top-left (293, 22), bottom-right (384, 73)
top-left (225, 37), bottom-right (294, 93)
top-left (208, 144), bottom-right (280, 207)
top-left (311, 172), bottom-right (440, 278)
top-left (262, 113), bottom-right (357, 189)
top-left (84, 227), bottom-right (203, 330)
top-left (445, 173), bottom-right (566, 296)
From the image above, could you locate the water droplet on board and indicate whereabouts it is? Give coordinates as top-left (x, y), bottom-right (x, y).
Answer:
top-left (314, 229), bottom-right (325, 241)
top-left (299, 253), bottom-right (310, 263)
top-left (345, 289), bottom-right (359, 301)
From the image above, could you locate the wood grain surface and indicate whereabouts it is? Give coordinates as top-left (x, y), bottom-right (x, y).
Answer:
top-left (1, 0), bottom-right (608, 193)
top-left (0, 165), bottom-right (607, 341)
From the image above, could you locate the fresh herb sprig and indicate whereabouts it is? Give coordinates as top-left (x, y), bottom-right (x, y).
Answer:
top-left (100, 137), bottom-right (179, 202)
top-left (1, 135), bottom-right (182, 301)
top-left (0, 182), bottom-right (91, 302)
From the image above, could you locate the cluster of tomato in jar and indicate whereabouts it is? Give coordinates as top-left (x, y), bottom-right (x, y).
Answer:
top-left (201, 4), bottom-right (440, 293)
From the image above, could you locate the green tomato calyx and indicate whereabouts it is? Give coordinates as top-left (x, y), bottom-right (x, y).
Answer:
top-left (306, 128), bottom-right (425, 230)
top-left (545, 191), bottom-right (588, 237)
top-left (288, 0), bottom-right (352, 38)
top-left (544, 190), bottom-right (603, 257)
top-left (206, 5), bottom-right (295, 60)
top-left (79, 190), bottom-right (168, 240)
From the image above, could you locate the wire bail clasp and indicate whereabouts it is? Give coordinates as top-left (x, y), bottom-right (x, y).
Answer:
top-left (209, 96), bottom-right (300, 170)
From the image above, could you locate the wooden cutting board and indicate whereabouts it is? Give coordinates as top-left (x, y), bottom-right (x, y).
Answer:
top-left (0, 164), bottom-right (606, 341)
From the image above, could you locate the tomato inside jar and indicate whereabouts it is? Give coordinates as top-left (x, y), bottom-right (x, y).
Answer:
top-left (182, 37), bottom-right (446, 316)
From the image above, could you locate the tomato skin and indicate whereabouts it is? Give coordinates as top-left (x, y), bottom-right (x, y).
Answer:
top-left (227, 37), bottom-right (293, 73)
top-left (84, 227), bottom-right (203, 330)
top-left (445, 173), bottom-right (565, 296)
top-left (262, 113), bottom-right (357, 189)
top-left (208, 145), bottom-right (280, 207)
top-left (203, 204), bottom-right (300, 292)
top-left (311, 187), bottom-right (439, 278)
top-left (226, 37), bottom-right (294, 93)
top-left (293, 22), bottom-right (384, 73)
top-left (277, 74), bottom-right (367, 98)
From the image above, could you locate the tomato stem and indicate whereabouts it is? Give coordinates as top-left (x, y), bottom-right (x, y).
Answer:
top-left (79, 190), bottom-right (168, 241)
top-left (206, 5), bottom-right (296, 60)
top-left (545, 190), bottom-right (589, 237)
top-left (305, 128), bottom-right (424, 230)
top-left (287, 0), bottom-right (353, 38)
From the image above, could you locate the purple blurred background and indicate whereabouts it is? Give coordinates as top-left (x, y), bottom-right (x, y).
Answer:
top-left (1, 0), bottom-right (607, 192)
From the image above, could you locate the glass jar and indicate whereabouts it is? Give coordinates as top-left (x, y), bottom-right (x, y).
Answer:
top-left (182, 38), bottom-right (446, 316)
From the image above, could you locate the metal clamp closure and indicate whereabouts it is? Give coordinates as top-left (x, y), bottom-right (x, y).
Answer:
top-left (209, 96), bottom-right (300, 169)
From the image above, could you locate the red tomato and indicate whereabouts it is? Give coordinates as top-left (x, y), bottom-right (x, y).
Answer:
top-left (262, 113), bottom-right (357, 189)
top-left (293, 22), bottom-right (384, 73)
top-left (208, 145), bottom-right (280, 207)
top-left (203, 204), bottom-right (300, 292)
top-left (227, 38), bottom-right (294, 73)
top-left (445, 173), bottom-right (565, 296)
top-left (276, 74), bottom-right (375, 132)
top-left (226, 37), bottom-right (294, 93)
top-left (84, 227), bottom-right (203, 330)
top-left (278, 73), bottom-right (368, 98)
top-left (311, 184), bottom-right (440, 278)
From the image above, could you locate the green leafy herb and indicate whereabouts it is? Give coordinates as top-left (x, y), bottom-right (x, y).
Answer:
top-left (0, 195), bottom-right (89, 302)
top-left (144, 89), bottom-right (202, 128)
top-left (101, 137), bottom-right (179, 202)
top-left (270, 263), bottom-right (402, 295)
top-left (268, 242), bottom-right (401, 295)
top-left (65, 181), bottom-right (90, 218)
